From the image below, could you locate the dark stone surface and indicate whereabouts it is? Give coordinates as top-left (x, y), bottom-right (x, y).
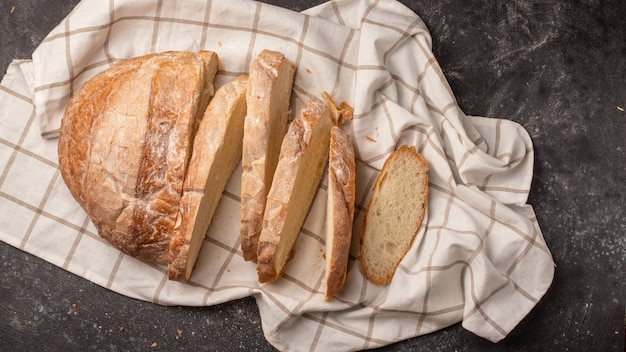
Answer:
top-left (1, 0), bottom-right (624, 351)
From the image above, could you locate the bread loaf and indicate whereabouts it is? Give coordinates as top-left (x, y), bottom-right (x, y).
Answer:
top-left (324, 125), bottom-right (356, 300)
top-left (168, 75), bottom-right (248, 281)
top-left (360, 145), bottom-right (428, 285)
top-left (58, 51), bottom-right (219, 264)
top-left (256, 94), bottom-right (352, 283)
top-left (240, 50), bottom-right (296, 261)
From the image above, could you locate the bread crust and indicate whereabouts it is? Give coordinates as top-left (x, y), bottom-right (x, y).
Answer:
top-left (324, 126), bottom-right (356, 300)
top-left (168, 75), bottom-right (248, 281)
top-left (240, 50), bottom-right (295, 261)
top-left (58, 51), bottom-right (219, 264)
top-left (359, 145), bottom-right (429, 285)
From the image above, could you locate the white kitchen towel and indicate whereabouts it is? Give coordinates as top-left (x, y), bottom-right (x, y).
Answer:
top-left (0, 0), bottom-right (555, 350)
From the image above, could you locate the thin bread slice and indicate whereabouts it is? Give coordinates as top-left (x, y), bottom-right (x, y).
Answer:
top-left (240, 50), bottom-right (296, 261)
top-left (256, 94), bottom-right (352, 283)
top-left (168, 75), bottom-right (248, 281)
top-left (360, 145), bottom-right (429, 285)
top-left (324, 125), bottom-right (356, 300)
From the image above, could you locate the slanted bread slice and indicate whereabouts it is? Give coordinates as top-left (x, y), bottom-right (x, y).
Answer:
top-left (256, 94), bottom-right (352, 283)
top-left (324, 125), bottom-right (356, 300)
top-left (168, 75), bottom-right (248, 281)
top-left (240, 50), bottom-right (296, 261)
top-left (58, 51), bottom-right (219, 264)
top-left (360, 145), bottom-right (429, 285)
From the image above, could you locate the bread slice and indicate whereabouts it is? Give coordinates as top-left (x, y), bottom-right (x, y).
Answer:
top-left (256, 94), bottom-right (352, 283)
top-left (58, 51), bottom-right (219, 264)
top-left (240, 50), bottom-right (296, 261)
top-left (168, 75), bottom-right (248, 281)
top-left (324, 125), bottom-right (356, 300)
top-left (360, 145), bottom-right (429, 285)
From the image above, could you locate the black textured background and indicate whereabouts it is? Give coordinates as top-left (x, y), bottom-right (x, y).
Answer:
top-left (1, 1), bottom-right (624, 351)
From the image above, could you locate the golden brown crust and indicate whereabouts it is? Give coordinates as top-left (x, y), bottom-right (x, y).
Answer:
top-left (256, 96), bottom-right (334, 283)
top-left (168, 75), bottom-right (248, 281)
top-left (59, 55), bottom-right (146, 214)
top-left (324, 126), bottom-right (356, 300)
top-left (359, 145), bottom-right (429, 285)
top-left (58, 51), bottom-right (219, 264)
top-left (240, 50), bottom-right (296, 261)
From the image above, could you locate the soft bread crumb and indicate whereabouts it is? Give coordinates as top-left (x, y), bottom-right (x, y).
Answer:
top-left (360, 145), bottom-right (428, 285)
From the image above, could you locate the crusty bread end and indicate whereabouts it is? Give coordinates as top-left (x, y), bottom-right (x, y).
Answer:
top-left (58, 51), bottom-right (219, 264)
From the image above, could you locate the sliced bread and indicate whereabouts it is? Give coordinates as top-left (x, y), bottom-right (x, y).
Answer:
top-left (359, 145), bottom-right (429, 285)
top-left (324, 125), bottom-right (356, 300)
top-left (256, 94), bottom-right (352, 283)
top-left (240, 50), bottom-right (296, 261)
top-left (168, 75), bottom-right (248, 281)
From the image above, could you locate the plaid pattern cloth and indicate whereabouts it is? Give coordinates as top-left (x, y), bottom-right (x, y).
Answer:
top-left (0, 0), bottom-right (555, 350)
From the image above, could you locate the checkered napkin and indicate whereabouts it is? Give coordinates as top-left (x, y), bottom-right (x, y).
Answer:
top-left (0, 0), bottom-right (555, 350)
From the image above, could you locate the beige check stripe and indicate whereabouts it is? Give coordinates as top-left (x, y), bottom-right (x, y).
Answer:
top-left (0, 0), bottom-right (555, 350)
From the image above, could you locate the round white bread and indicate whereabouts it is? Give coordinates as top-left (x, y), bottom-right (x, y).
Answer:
top-left (359, 145), bottom-right (429, 286)
top-left (58, 51), bottom-right (219, 264)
